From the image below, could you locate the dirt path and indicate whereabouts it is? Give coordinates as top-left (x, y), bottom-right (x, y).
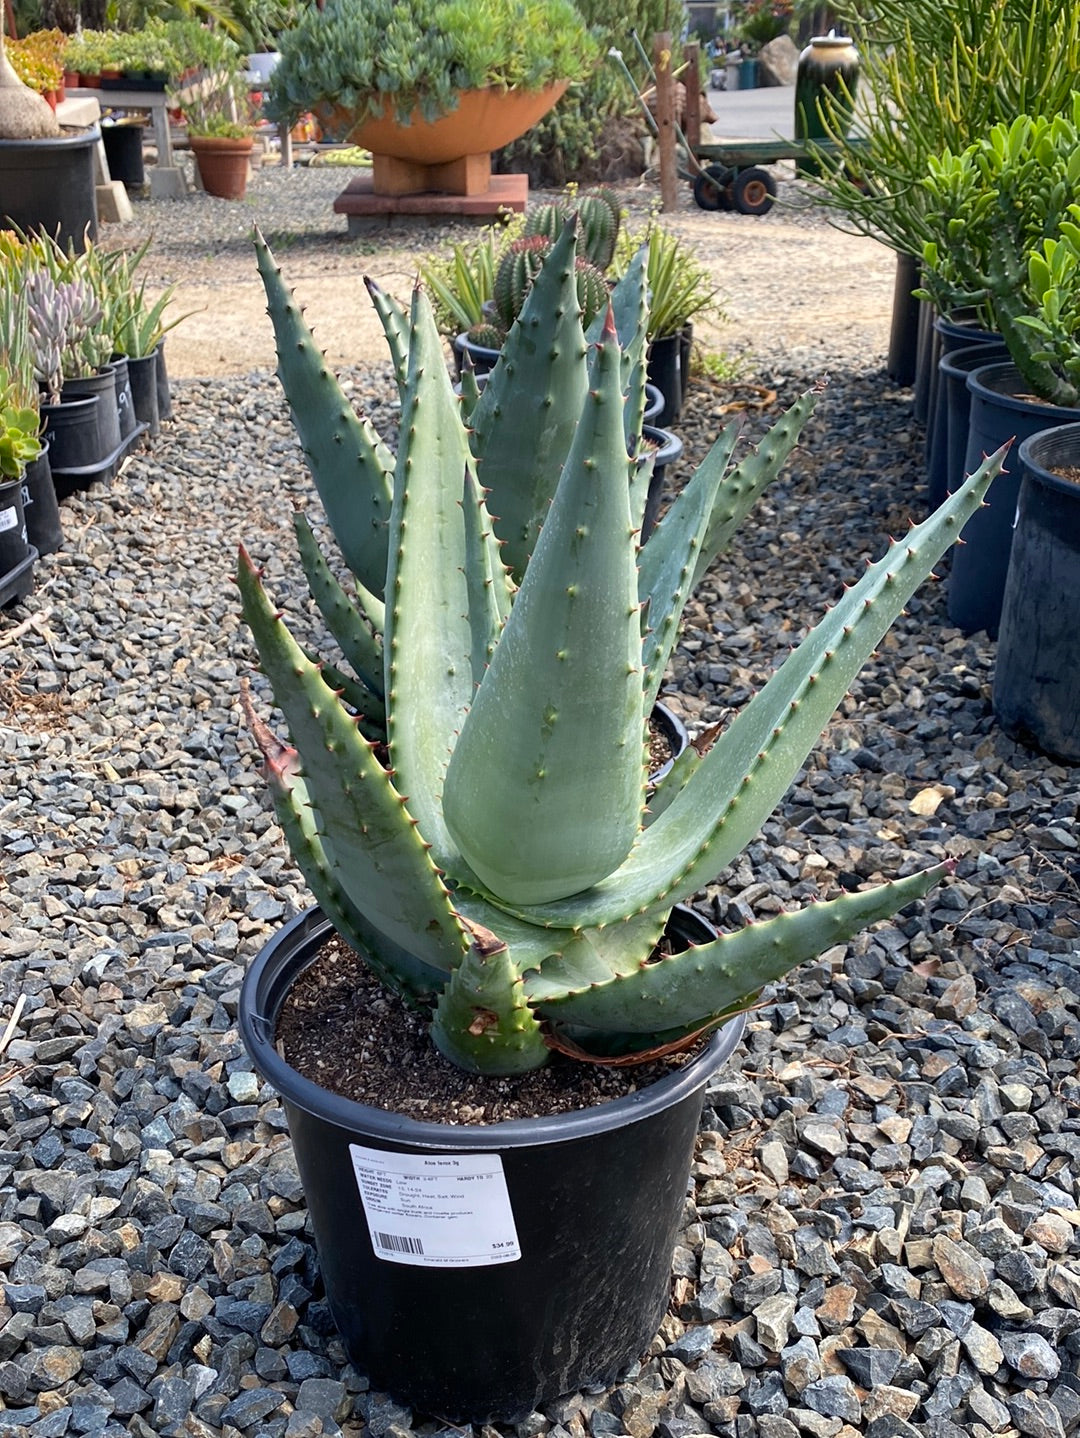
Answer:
top-left (131, 178), bottom-right (896, 379)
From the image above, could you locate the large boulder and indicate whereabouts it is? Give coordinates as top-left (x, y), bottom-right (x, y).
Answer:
top-left (757, 35), bottom-right (800, 87)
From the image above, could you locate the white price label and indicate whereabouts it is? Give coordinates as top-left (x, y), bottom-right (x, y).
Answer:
top-left (350, 1144), bottom-right (521, 1268)
top-left (0, 506), bottom-right (17, 534)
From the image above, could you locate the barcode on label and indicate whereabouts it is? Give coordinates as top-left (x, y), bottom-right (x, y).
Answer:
top-left (374, 1231), bottom-right (425, 1255)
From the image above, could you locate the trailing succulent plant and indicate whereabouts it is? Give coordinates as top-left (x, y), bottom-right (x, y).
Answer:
top-left (239, 223), bottom-right (1004, 1078)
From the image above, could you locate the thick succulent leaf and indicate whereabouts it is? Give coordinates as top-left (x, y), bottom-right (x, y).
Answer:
top-left (469, 222), bottom-right (589, 582)
top-left (303, 653), bottom-right (385, 734)
top-left (382, 286), bottom-right (481, 868)
top-left (353, 576), bottom-right (385, 642)
top-left (638, 421), bottom-right (740, 712)
top-left (691, 388), bottom-right (818, 590)
top-left (431, 925), bottom-right (549, 1074)
top-left (240, 689), bottom-right (446, 1007)
top-left (254, 228), bottom-right (393, 597)
top-left (523, 911), bottom-right (666, 1001)
top-left (457, 364), bottom-right (482, 423)
top-left (589, 245), bottom-right (650, 449)
top-left (442, 316), bottom-right (646, 906)
top-left (294, 512), bottom-right (383, 696)
top-left (461, 470), bottom-right (513, 689)
top-left (237, 545), bottom-right (466, 971)
top-left (500, 446), bottom-right (1007, 929)
top-left (365, 276), bottom-right (409, 395)
top-left (535, 864), bottom-right (950, 1032)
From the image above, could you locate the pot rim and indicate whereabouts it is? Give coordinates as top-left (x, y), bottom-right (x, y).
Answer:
top-left (1017, 422), bottom-right (1080, 502)
top-left (0, 123), bottom-right (101, 152)
top-left (239, 904), bottom-right (746, 1150)
top-left (967, 362), bottom-right (1080, 422)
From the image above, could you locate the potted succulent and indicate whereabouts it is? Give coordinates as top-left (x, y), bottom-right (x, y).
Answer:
top-left (810, 0), bottom-right (1080, 387)
top-left (234, 223), bottom-right (1004, 1422)
top-left (0, 276), bottom-right (60, 560)
top-left (180, 33), bottom-right (256, 201)
top-left (0, 340), bottom-right (44, 605)
top-left (622, 219), bottom-right (723, 428)
top-left (916, 99), bottom-right (1080, 636)
top-left (265, 0), bottom-right (597, 196)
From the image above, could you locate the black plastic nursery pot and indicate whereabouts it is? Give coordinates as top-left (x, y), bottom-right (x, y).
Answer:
top-left (0, 476), bottom-right (35, 607)
top-left (21, 446), bottom-right (63, 557)
top-left (649, 699), bottom-right (689, 785)
top-left (39, 394), bottom-right (102, 473)
top-left (0, 125), bottom-right (99, 251)
top-left (640, 424), bottom-right (684, 543)
top-left (63, 367), bottom-right (123, 459)
top-left (925, 317), bottom-right (1005, 509)
top-left (930, 339), bottom-right (1009, 513)
top-left (110, 357), bottom-right (140, 442)
top-left (239, 905), bottom-right (745, 1423)
top-left (453, 332), bottom-right (502, 379)
top-left (886, 252), bottom-right (920, 386)
top-left (126, 353), bottom-right (161, 437)
top-left (646, 332), bottom-right (684, 429)
top-left (155, 340), bottom-right (174, 421)
top-left (994, 424), bottom-right (1080, 763)
top-left (101, 122), bottom-right (145, 189)
top-left (949, 362), bottom-right (1080, 637)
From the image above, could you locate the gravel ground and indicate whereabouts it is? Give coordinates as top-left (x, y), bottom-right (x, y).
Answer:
top-left (1, 170), bottom-right (1079, 1438)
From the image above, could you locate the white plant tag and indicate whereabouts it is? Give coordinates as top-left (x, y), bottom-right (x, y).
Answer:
top-left (349, 1144), bottom-right (521, 1268)
top-left (0, 507), bottom-right (17, 534)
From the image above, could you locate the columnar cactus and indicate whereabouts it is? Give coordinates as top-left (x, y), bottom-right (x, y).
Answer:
top-left (240, 224), bottom-right (1004, 1076)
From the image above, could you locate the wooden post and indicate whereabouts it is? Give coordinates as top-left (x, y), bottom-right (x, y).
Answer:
top-left (683, 40), bottom-right (701, 153)
top-left (653, 31), bottom-right (678, 213)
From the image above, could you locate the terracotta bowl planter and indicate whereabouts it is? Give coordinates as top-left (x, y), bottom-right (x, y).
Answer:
top-left (316, 83), bottom-right (568, 196)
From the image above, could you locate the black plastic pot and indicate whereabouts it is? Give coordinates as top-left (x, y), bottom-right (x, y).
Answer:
top-left (62, 368), bottom-right (122, 459)
top-left (679, 322), bottom-right (693, 401)
top-left (886, 252), bottom-right (920, 385)
top-left (21, 446), bottom-right (63, 557)
top-left (911, 297), bottom-right (938, 424)
top-left (643, 381), bottom-right (664, 423)
top-left (109, 357), bottom-right (140, 442)
top-left (126, 353), bottom-right (161, 437)
top-left (646, 332), bottom-right (683, 428)
top-left (0, 125), bottom-right (99, 251)
top-left (38, 394), bottom-right (102, 471)
top-left (101, 122), bottom-right (145, 189)
top-left (640, 423), bottom-right (684, 542)
top-left (0, 476), bottom-right (34, 606)
top-left (930, 339), bottom-right (1009, 512)
top-left (925, 317), bottom-right (1005, 506)
top-left (239, 905), bottom-right (745, 1423)
top-left (994, 424), bottom-right (1080, 762)
top-left (649, 700), bottom-right (689, 785)
top-left (453, 332), bottom-right (502, 379)
top-left (155, 340), bottom-right (174, 421)
top-left (949, 362), bottom-right (1080, 637)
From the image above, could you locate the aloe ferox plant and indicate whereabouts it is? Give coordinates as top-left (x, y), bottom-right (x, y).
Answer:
top-left (238, 221), bottom-right (1004, 1078)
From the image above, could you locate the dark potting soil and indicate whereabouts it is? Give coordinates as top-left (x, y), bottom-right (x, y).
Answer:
top-left (275, 933), bottom-right (704, 1124)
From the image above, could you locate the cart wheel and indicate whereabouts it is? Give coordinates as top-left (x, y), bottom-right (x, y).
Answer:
top-left (731, 167), bottom-right (777, 216)
top-left (692, 164), bottom-right (733, 212)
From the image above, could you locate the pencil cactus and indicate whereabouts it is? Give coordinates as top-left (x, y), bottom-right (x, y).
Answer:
top-left (240, 225), bottom-right (1004, 1076)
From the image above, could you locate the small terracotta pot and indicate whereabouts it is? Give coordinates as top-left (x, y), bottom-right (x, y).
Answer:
top-left (190, 134), bottom-right (254, 201)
